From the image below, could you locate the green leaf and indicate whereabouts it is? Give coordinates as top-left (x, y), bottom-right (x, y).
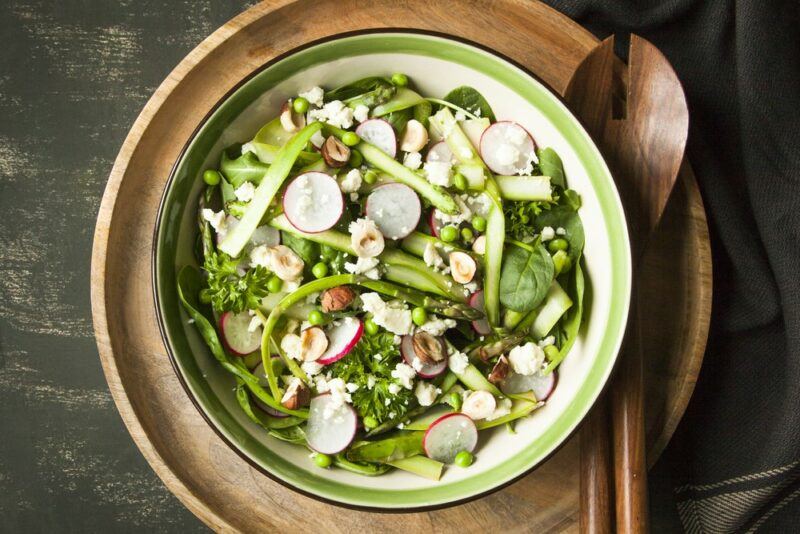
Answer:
top-left (383, 108), bottom-right (412, 135)
top-left (535, 205), bottom-right (585, 264)
top-left (324, 76), bottom-right (396, 107)
top-left (536, 147), bottom-right (566, 188)
top-left (220, 149), bottom-right (270, 188)
top-left (413, 100), bottom-right (432, 127)
top-left (280, 231), bottom-right (320, 266)
top-left (499, 243), bottom-right (555, 312)
top-left (203, 252), bottom-right (271, 313)
top-left (443, 86), bottom-right (496, 121)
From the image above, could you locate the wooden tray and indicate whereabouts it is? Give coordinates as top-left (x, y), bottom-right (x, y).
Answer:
top-left (91, 0), bottom-right (711, 530)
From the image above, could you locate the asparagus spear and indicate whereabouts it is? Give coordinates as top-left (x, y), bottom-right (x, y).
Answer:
top-left (359, 279), bottom-right (483, 321)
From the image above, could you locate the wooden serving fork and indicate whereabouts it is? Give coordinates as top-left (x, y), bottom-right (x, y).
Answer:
top-left (565, 35), bottom-right (689, 533)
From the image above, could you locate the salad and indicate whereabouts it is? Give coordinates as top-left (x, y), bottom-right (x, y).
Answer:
top-left (177, 73), bottom-right (585, 480)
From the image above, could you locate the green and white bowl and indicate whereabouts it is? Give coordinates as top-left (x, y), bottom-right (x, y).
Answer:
top-left (154, 30), bottom-right (631, 510)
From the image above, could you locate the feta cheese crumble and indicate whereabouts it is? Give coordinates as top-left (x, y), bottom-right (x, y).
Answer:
top-left (359, 292), bottom-right (413, 335)
top-left (508, 342), bottom-right (546, 376)
top-left (556, 227), bottom-right (567, 236)
top-left (234, 181), bottom-right (256, 203)
top-left (540, 226), bottom-right (555, 241)
top-left (308, 100), bottom-right (354, 129)
top-left (414, 382), bottom-right (439, 407)
top-left (538, 336), bottom-right (556, 348)
top-left (422, 242), bottom-right (445, 270)
top-left (301, 361), bottom-right (324, 376)
top-left (418, 317), bottom-right (457, 336)
top-left (423, 161), bottom-right (452, 187)
top-left (298, 86), bottom-right (324, 107)
top-left (486, 397), bottom-right (513, 421)
top-left (403, 151), bottom-right (423, 170)
top-left (340, 168), bottom-right (362, 193)
top-left (344, 256), bottom-right (380, 280)
top-left (353, 104), bottom-right (370, 123)
top-left (448, 350), bottom-right (469, 374)
top-left (391, 362), bottom-right (416, 389)
top-left (315, 377), bottom-right (352, 419)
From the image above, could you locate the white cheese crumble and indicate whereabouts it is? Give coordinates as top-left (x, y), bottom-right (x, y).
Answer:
top-left (308, 100), bottom-right (354, 129)
top-left (434, 195), bottom-right (471, 225)
top-left (504, 124), bottom-right (529, 145)
top-left (280, 333), bottom-right (302, 361)
top-left (423, 161), bottom-right (452, 187)
top-left (359, 292), bottom-right (413, 335)
top-left (310, 129), bottom-right (325, 148)
top-left (414, 382), bottom-right (439, 407)
top-left (540, 226), bottom-right (555, 241)
top-left (486, 397), bottom-right (513, 421)
top-left (366, 374), bottom-right (376, 389)
top-left (298, 86), bottom-right (324, 107)
top-left (301, 361), bottom-right (324, 376)
top-left (556, 227), bottom-right (567, 236)
top-left (508, 342), bottom-right (546, 376)
top-left (202, 209), bottom-right (226, 233)
top-left (418, 317), bottom-right (456, 336)
top-left (340, 168), bottom-right (362, 193)
top-left (538, 336), bottom-right (556, 348)
top-left (391, 362), bottom-right (416, 389)
top-left (247, 314), bottom-right (262, 333)
top-left (403, 151), bottom-right (423, 170)
top-left (344, 256), bottom-right (380, 280)
top-left (353, 104), bottom-right (370, 123)
top-left (422, 242), bottom-right (445, 270)
top-left (388, 383), bottom-right (401, 395)
top-left (315, 377), bottom-right (352, 419)
top-left (234, 181), bottom-right (256, 203)
top-left (448, 350), bottom-right (469, 374)
top-left (454, 109), bottom-right (467, 121)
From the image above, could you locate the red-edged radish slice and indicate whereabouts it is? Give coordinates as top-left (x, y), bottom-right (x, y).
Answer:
top-left (249, 225), bottom-right (280, 247)
top-left (317, 317), bottom-right (363, 365)
top-left (423, 413), bottom-right (478, 463)
top-left (479, 121), bottom-right (536, 175)
top-left (251, 360), bottom-right (288, 418)
top-left (469, 290), bottom-right (492, 336)
top-left (426, 141), bottom-right (454, 163)
top-left (220, 311), bottom-right (262, 355)
top-left (427, 210), bottom-right (444, 238)
top-left (400, 335), bottom-right (448, 379)
top-left (282, 172), bottom-right (343, 233)
top-left (365, 183), bottom-right (421, 239)
top-left (461, 118), bottom-right (490, 151)
top-left (501, 369), bottom-right (557, 401)
top-left (306, 394), bottom-right (358, 454)
top-left (356, 118), bottom-right (397, 157)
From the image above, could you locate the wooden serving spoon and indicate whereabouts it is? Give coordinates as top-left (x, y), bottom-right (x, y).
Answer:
top-left (564, 35), bottom-right (689, 533)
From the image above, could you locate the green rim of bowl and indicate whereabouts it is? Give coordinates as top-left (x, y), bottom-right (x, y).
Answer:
top-left (154, 30), bottom-right (631, 510)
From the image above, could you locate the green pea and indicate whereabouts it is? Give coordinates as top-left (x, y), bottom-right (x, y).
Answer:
top-left (455, 450), bottom-right (474, 467)
top-left (471, 216), bottom-right (487, 232)
top-left (307, 310), bottom-right (324, 326)
top-left (412, 307), bottom-right (428, 326)
top-left (348, 149), bottom-right (363, 167)
top-left (449, 392), bottom-right (462, 411)
top-left (312, 262), bottom-right (329, 279)
top-left (544, 345), bottom-right (559, 362)
top-left (203, 169), bottom-right (221, 186)
top-left (552, 250), bottom-right (572, 276)
top-left (453, 172), bottom-right (467, 191)
top-left (548, 238), bottom-right (569, 253)
top-left (461, 227), bottom-right (474, 242)
top-left (391, 73), bottom-right (408, 87)
top-left (342, 131), bottom-right (360, 147)
top-left (363, 169), bottom-right (378, 184)
top-left (267, 275), bottom-right (283, 293)
top-left (363, 416), bottom-right (378, 429)
top-left (313, 453), bottom-right (332, 468)
top-left (440, 225), bottom-right (459, 242)
top-left (364, 318), bottom-right (379, 336)
top-left (199, 289), bottom-right (212, 304)
top-left (292, 96), bottom-right (309, 114)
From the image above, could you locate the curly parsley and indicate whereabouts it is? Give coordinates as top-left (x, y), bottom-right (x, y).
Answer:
top-left (503, 200), bottom-right (554, 242)
top-left (202, 252), bottom-right (270, 313)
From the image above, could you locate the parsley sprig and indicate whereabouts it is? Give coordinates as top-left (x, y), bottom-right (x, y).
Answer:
top-left (202, 252), bottom-right (270, 313)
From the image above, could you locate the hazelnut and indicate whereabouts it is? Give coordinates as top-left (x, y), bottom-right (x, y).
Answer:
top-left (412, 331), bottom-right (445, 364)
top-left (488, 355), bottom-right (510, 385)
top-left (280, 100), bottom-right (305, 132)
top-left (321, 135), bottom-right (350, 168)
top-left (281, 378), bottom-right (311, 410)
top-left (320, 286), bottom-right (356, 313)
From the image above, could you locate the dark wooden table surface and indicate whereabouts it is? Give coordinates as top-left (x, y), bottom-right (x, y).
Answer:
top-left (0, 1), bottom-right (266, 531)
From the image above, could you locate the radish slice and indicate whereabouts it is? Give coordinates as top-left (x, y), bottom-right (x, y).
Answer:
top-left (427, 210), bottom-right (444, 238)
top-left (480, 121), bottom-right (536, 175)
top-left (365, 183), bottom-right (421, 239)
top-left (423, 413), bottom-right (478, 463)
top-left (306, 394), bottom-right (358, 454)
top-left (249, 225), bottom-right (280, 247)
top-left (318, 317), bottom-right (363, 365)
top-left (426, 141), bottom-right (454, 163)
top-left (469, 291), bottom-right (492, 336)
top-left (356, 118), bottom-right (397, 157)
top-left (501, 369), bottom-right (557, 401)
top-left (400, 335), bottom-right (447, 378)
top-left (282, 172), bottom-right (343, 233)
top-left (251, 360), bottom-right (288, 418)
top-left (220, 311), bottom-right (262, 355)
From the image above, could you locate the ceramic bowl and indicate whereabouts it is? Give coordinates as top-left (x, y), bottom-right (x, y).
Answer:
top-left (154, 30), bottom-right (631, 510)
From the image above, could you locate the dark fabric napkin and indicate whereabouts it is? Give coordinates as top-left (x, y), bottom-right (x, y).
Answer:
top-left (542, 0), bottom-right (800, 531)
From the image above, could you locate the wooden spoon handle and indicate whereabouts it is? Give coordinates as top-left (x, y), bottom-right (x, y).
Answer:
top-left (611, 293), bottom-right (649, 533)
top-left (579, 397), bottom-right (614, 534)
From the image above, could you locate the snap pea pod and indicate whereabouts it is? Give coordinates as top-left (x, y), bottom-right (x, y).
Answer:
top-left (219, 122), bottom-right (323, 257)
top-left (333, 454), bottom-right (392, 476)
top-left (235, 382), bottom-right (304, 430)
top-left (346, 432), bottom-right (425, 463)
top-left (359, 279), bottom-right (482, 321)
top-left (475, 396), bottom-right (541, 430)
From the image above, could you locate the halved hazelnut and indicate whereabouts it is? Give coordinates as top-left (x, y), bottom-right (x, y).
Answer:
top-left (400, 119), bottom-right (429, 153)
top-left (281, 378), bottom-right (311, 410)
top-left (321, 135), bottom-right (350, 168)
top-left (280, 100), bottom-right (306, 132)
top-left (488, 355), bottom-right (510, 385)
top-left (299, 326), bottom-right (328, 362)
top-left (320, 286), bottom-right (356, 313)
top-left (472, 235), bottom-right (486, 255)
top-left (412, 331), bottom-right (445, 364)
top-left (449, 251), bottom-right (477, 284)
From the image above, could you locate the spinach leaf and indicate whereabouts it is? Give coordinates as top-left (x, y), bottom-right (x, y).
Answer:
top-left (444, 86), bottom-right (496, 121)
top-left (545, 260), bottom-right (584, 373)
top-left (536, 147), bottom-right (566, 188)
top-left (324, 76), bottom-right (395, 107)
top-left (384, 108), bottom-right (412, 135)
top-left (499, 243), bottom-right (555, 312)
top-left (535, 205), bottom-right (585, 264)
top-left (220, 149), bottom-right (270, 188)
top-left (562, 188), bottom-right (582, 211)
top-left (413, 100), bottom-right (432, 127)
top-left (280, 231), bottom-right (320, 265)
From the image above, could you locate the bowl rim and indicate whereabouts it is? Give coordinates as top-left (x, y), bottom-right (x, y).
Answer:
top-left (153, 28), bottom-right (631, 512)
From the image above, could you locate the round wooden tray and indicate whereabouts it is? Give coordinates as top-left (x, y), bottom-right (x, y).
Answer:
top-left (91, 0), bottom-right (711, 530)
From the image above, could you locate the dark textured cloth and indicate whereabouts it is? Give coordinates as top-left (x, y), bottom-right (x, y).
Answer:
top-left (542, 0), bottom-right (800, 531)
